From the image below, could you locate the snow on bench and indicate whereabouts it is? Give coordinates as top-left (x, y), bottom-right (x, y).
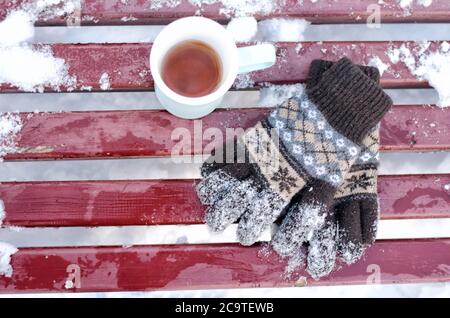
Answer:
top-left (0, 41), bottom-right (449, 92)
top-left (2, 0), bottom-right (450, 25)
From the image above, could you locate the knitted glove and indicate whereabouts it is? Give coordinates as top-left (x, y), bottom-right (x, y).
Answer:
top-left (274, 60), bottom-right (382, 279)
top-left (197, 57), bottom-right (392, 248)
top-left (304, 126), bottom-right (380, 279)
top-left (336, 128), bottom-right (380, 256)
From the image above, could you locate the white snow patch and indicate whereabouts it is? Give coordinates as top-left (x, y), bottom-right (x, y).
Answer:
top-left (0, 242), bottom-right (18, 278)
top-left (368, 56), bottom-right (389, 76)
top-left (99, 73), bottom-right (111, 90)
top-left (283, 248), bottom-right (306, 280)
top-left (258, 84), bottom-right (305, 107)
top-left (149, 0), bottom-right (182, 10)
top-left (0, 11), bottom-right (35, 45)
top-left (388, 42), bottom-right (450, 107)
top-left (234, 73), bottom-right (254, 89)
top-left (65, 280), bottom-right (74, 289)
top-left (0, 45), bottom-right (75, 92)
top-left (398, 0), bottom-right (433, 9)
top-left (440, 41), bottom-right (450, 53)
top-left (255, 18), bottom-right (310, 42)
top-left (397, 0), bottom-right (433, 16)
top-left (444, 183), bottom-right (450, 191)
top-left (0, 2), bottom-right (77, 92)
top-left (150, 0), bottom-right (279, 18)
top-left (0, 112), bottom-right (23, 158)
top-left (418, 0), bottom-right (433, 6)
top-left (227, 17), bottom-right (310, 43)
top-left (120, 16), bottom-right (138, 22)
top-left (398, 0), bottom-right (414, 8)
top-left (226, 17), bottom-right (257, 42)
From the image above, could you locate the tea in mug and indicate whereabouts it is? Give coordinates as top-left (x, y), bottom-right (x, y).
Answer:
top-left (161, 40), bottom-right (222, 97)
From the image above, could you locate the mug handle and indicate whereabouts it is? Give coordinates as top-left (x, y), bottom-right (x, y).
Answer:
top-left (237, 43), bottom-right (276, 74)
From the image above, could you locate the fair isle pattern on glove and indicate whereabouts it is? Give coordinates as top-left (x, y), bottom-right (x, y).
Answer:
top-left (197, 58), bottom-right (392, 252)
top-left (306, 126), bottom-right (380, 279)
top-left (334, 126), bottom-right (380, 264)
top-left (335, 127), bottom-right (379, 200)
top-left (244, 94), bottom-right (360, 200)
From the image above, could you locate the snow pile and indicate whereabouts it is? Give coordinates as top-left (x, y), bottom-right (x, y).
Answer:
top-left (0, 11), bottom-right (35, 45)
top-left (368, 56), bottom-right (389, 76)
top-left (0, 1), bottom-right (76, 92)
top-left (388, 42), bottom-right (450, 107)
top-left (258, 84), bottom-right (305, 107)
top-left (151, 0), bottom-right (279, 18)
top-left (226, 17), bottom-right (258, 42)
top-left (255, 18), bottom-right (310, 42)
top-left (0, 242), bottom-right (18, 278)
top-left (227, 17), bottom-right (310, 43)
top-left (0, 112), bottom-right (23, 158)
top-left (0, 45), bottom-right (75, 92)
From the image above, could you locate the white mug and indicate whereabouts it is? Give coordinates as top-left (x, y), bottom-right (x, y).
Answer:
top-left (150, 16), bottom-right (276, 119)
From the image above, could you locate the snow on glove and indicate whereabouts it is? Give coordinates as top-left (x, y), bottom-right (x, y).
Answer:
top-left (270, 58), bottom-right (392, 257)
top-left (197, 57), bottom-right (392, 248)
top-left (305, 126), bottom-right (380, 279)
top-left (280, 60), bottom-right (383, 279)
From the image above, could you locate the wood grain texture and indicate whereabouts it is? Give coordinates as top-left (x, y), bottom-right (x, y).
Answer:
top-left (2, 0), bottom-right (450, 25)
top-left (1, 174), bottom-right (449, 227)
top-left (1, 239), bottom-right (450, 293)
top-left (0, 42), bottom-right (446, 92)
top-left (2, 105), bottom-right (449, 161)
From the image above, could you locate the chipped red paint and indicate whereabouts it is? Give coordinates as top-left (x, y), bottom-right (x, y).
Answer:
top-left (1, 239), bottom-right (450, 293)
top-left (1, 174), bottom-right (449, 228)
top-left (0, 42), bottom-right (446, 93)
top-left (3, 105), bottom-right (449, 161)
top-left (2, 0), bottom-right (450, 25)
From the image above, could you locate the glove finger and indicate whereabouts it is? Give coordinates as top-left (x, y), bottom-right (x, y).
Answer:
top-left (272, 196), bottom-right (327, 256)
top-left (237, 188), bottom-right (287, 246)
top-left (307, 214), bottom-right (338, 279)
top-left (196, 170), bottom-right (239, 206)
top-left (272, 181), bottom-right (334, 257)
top-left (360, 197), bottom-right (379, 244)
top-left (336, 200), bottom-right (365, 264)
top-left (205, 177), bottom-right (258, 232)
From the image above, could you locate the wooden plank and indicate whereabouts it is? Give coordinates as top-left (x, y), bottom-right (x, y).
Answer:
top-left (1, 174), bottom-right (449, 227)
top-left (1, 239), bottom-right (449, 293)
top-left (2, 0), bottom-right (450, 25)
top-left (0, 41), bottom-right (444, 92)
top-left (2, 105), bottom-right (449, 161)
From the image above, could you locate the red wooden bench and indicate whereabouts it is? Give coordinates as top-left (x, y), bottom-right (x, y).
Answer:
top-left (1, 0), bottom-right (450, 294)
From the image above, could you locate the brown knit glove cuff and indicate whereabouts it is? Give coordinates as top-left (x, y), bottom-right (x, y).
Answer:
top-left (306, 58), bottom-right (392, 144)
top-left (306, 59), bottom-right (381, 90)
